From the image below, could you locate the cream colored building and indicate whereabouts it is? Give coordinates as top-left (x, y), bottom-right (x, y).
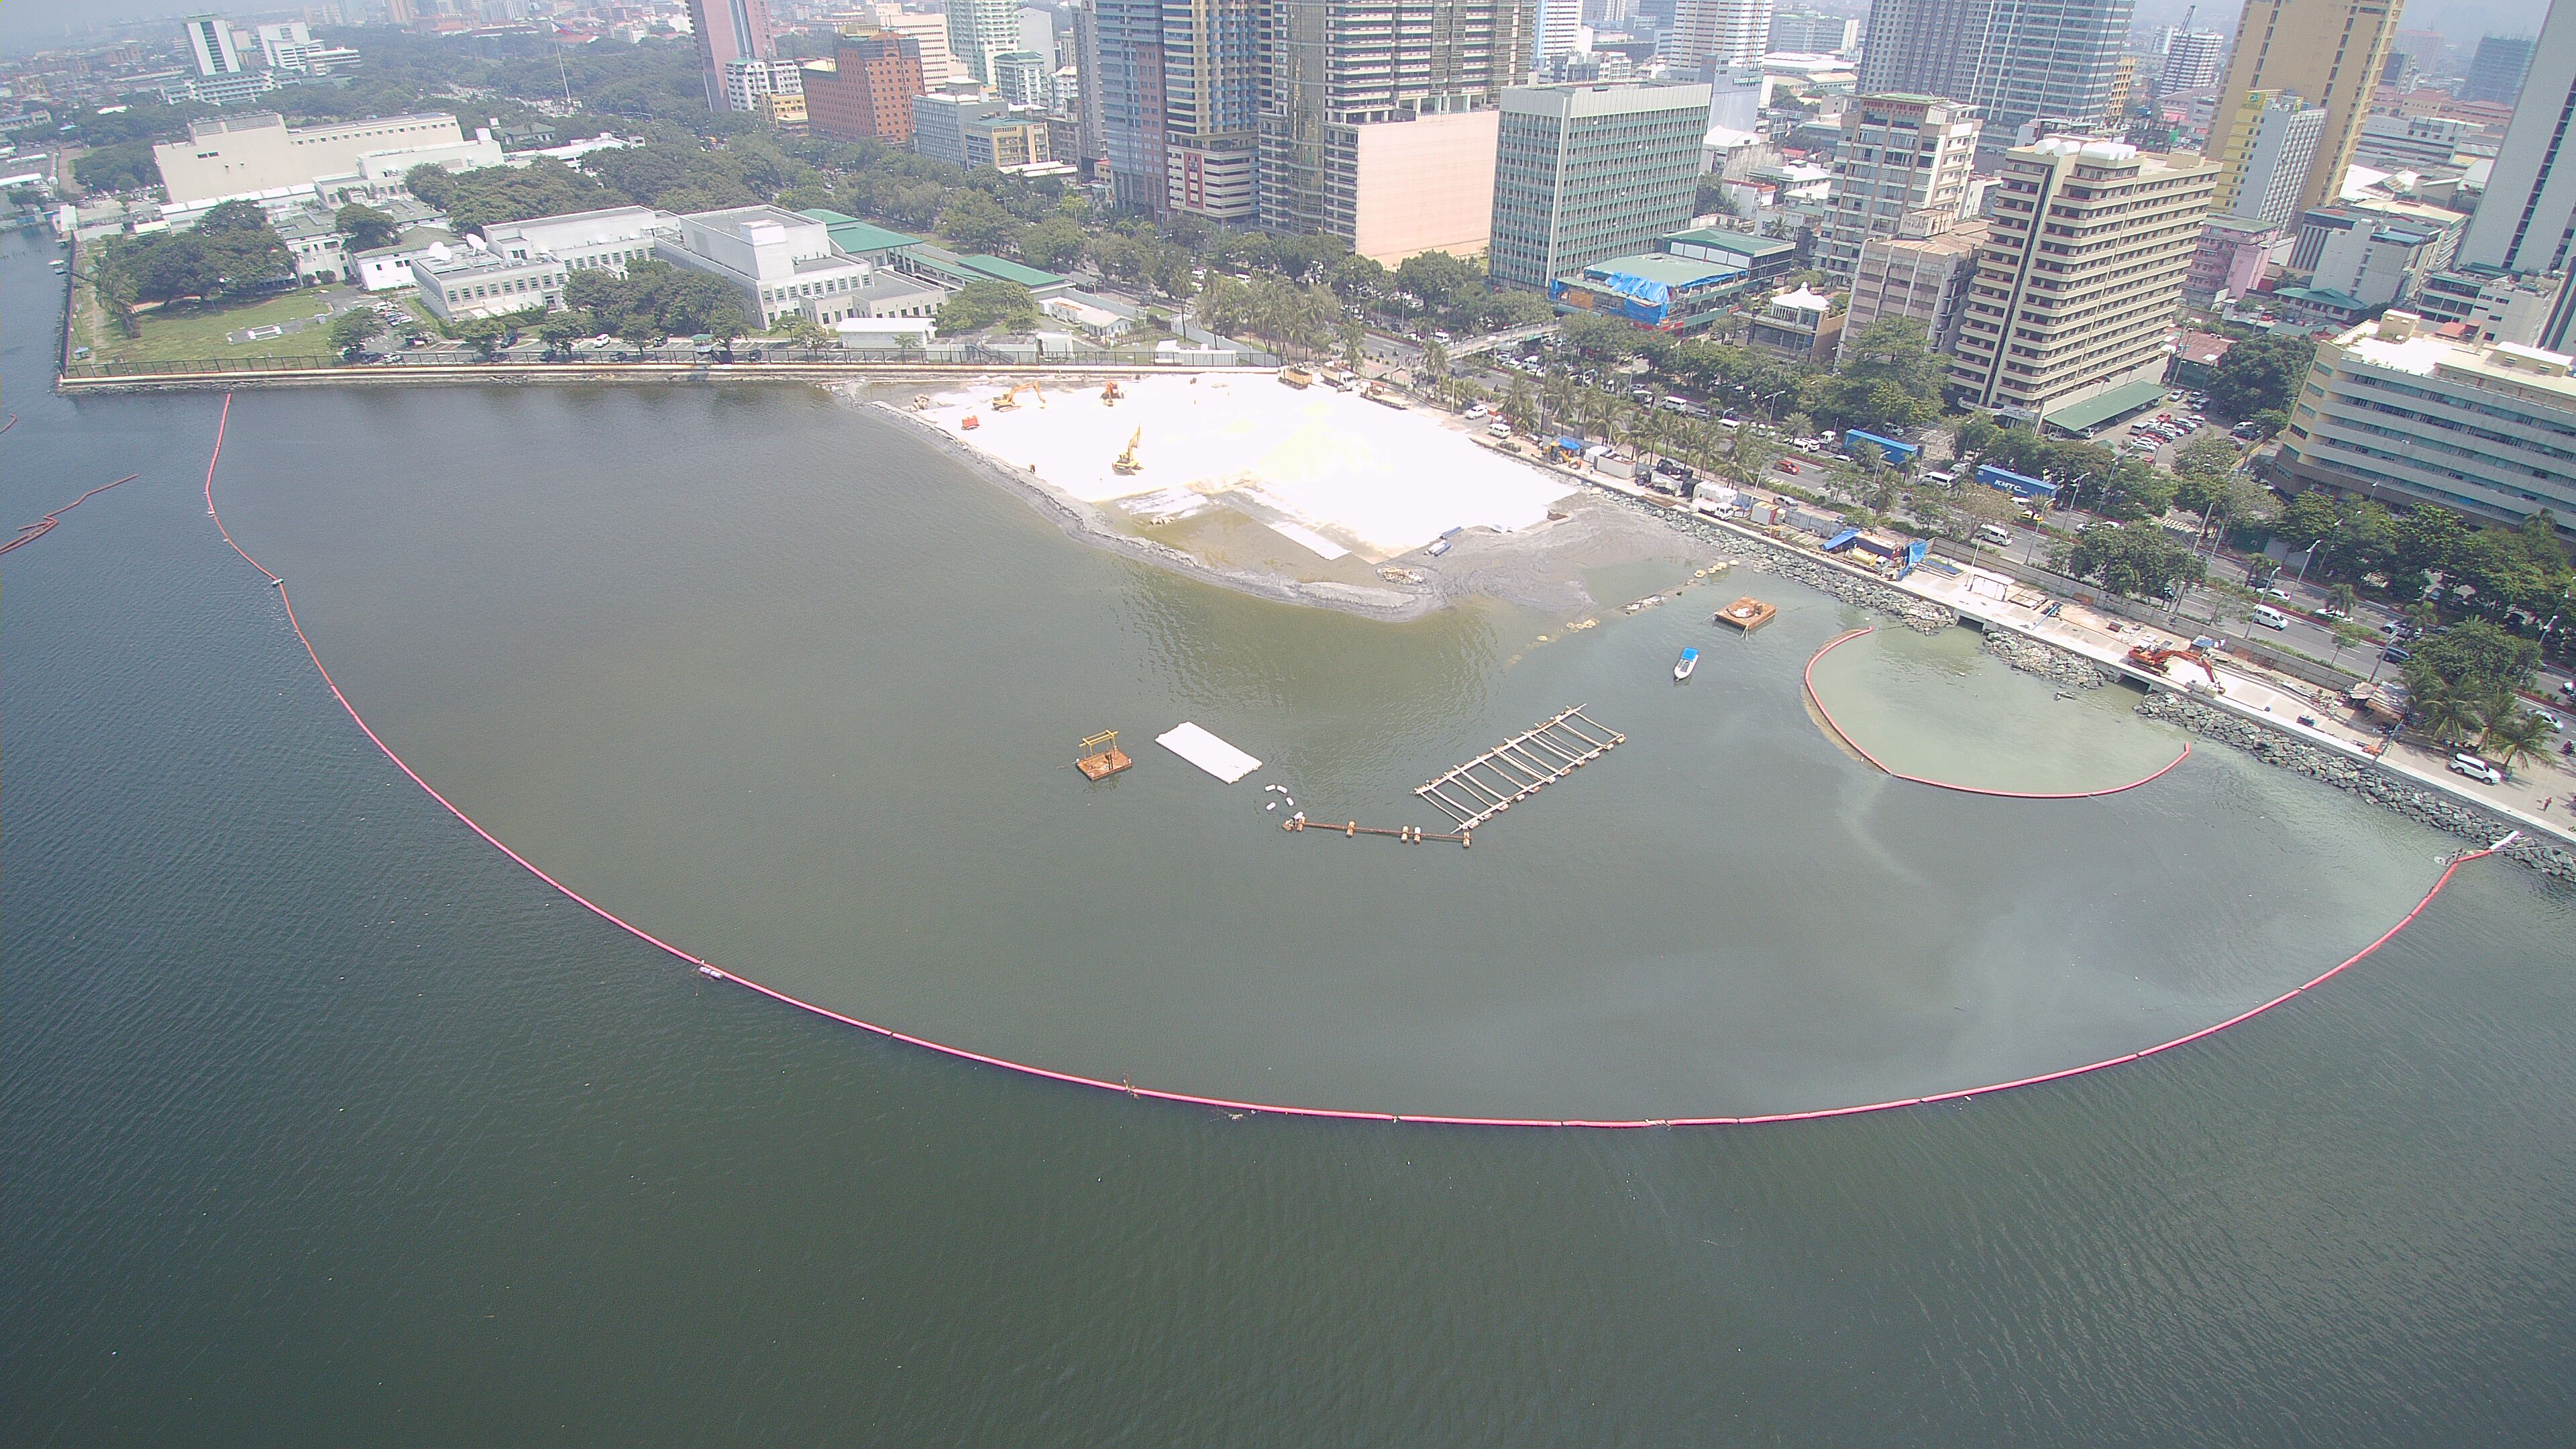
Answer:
top-left (1839, 218), bottom-right (1988, 362)
top-left (1949, 138), bottom-right (2218, 423)
top-left (2210, 0), bottom-right (2403, 217)
top-left (153, 111), bottom-right (502, 207)
top-left (1328, 109), bottom-right (1500, 266)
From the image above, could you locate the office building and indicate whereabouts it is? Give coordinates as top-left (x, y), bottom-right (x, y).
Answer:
top-left (185, 13), bottom-right (242, 76)
top-left (1949, 138), bottom-right (2217, 422)
top-left (802, 34), bottom-right (926, 144)
top-left (687, 0), bottom-right (777, 111)
top-left (659, 206), bottom-right (879, 327)
top-left (948, 0), bottom-right (1020, 85)
top-left (1839, 220), bottom-right (1988, 359)
top-left (2209, 89), bottom-right (2325, 227)
top-left (1095, 0), bottom-right (1166, 209)
top-left (1325, 109), bottom-right (1499, 264)
top-left (2282, 310), bottom-right (2576, 538)
top-left (1489, 83), bottom-right (1710, 289)
top-left (2209, 0), bottom-right (2402, 217)
top-left (2463, 0), bottom-right (2576, 348)
top-left (2354, 113), bottom-right (2486, 168)
top-left (2160, 28), bottom-right (2226, 93)
top-left (481, 207), bottom-right (681, 276)
top-left (1667, 0), bottom-right (1774, 72)
top-left (1159, 0), bottom-right (1264, 219)
top-left (2411, 266), bottom-right (2565, 347)
top-left (871, 7), bottom-right (956, 87)
top-left (913, 91), bottom-right (1010, 164)
top-left (1856, 0), bottom-right (2130, 143)
top-left (1815, 93), bottom-right (1979, 279)
top-left (256, 21), bottom-right (319, 71)
top-left (152, 111), bottom-right (500, 208)
top-left (1769, 9), bottom-right (1859, 54)
top-left (2465, 33), bottom-right (2539, 106)
top-left (411, 244), bottom-right (567, 323)
top-left (2299, 201), bottom-right (2463, 307)
top-left (1019, 7), bottom-right (1060, 65)
top-left (722, 57), bottom-right (806, 113)
top-left (1257, 0), bottom-right (1527, 240)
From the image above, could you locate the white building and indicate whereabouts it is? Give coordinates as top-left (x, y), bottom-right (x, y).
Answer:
top-left (2161, 29), bottom-right (2228, 93)
top-left (152, 111), bottom-right (504, 208)
top-left (186, 13), bottom-right (243, 76)
top-left (1768, 9), bottom-right (1858, 54)
top-left (1668, 0), bottom-right (1774, 72)
top-left (2461, 0), bottom-right (2576, 350)
top-left (482, 207), bottom-right (682, 276)
top-left (659, 205), bottom-right (881, 327)
top-left (1816, 94), bottom-right (1980, 279)
top-left (411, 241), bottom-right (568, 323)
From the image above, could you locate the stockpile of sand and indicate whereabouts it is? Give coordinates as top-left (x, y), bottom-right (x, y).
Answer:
top-left (918, 374), bottom-right (1571, 559)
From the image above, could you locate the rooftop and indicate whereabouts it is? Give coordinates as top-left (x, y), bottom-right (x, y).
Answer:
top-left (796, 208), bottom-right (920, 254)
top-left (1662, 227), bottom-right (1794, 258)
top-left (2343, 315), bottom-right (2576, 402)
top-left (1576, 252), bottom-right (1743, 289)
top-left (2039, 378), bottom-right (2168, 433)
top-left (2172, 329), bottom-right (2233, 366)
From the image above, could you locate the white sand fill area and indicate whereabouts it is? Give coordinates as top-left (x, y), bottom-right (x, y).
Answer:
top-left (918, 374), bottom-right (1573, 561)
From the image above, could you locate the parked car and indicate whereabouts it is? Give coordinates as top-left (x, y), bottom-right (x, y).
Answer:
top-left (2381, 645), bottom-right (2412, 662)
top-left (2450, 753), bottom-right (2504, 785)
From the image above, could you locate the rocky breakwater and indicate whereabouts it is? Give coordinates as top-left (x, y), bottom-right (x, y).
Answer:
top-left (1646, 506), bottom-right (1958, 634)
top-left (2135, 692), bottom-right (2576, 882)
top-left (1982, 629), bottom-right (2112, 689)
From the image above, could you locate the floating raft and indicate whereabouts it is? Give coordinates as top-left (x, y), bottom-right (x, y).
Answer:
top-left (1715, 596), bottom-right (1778, 631)
top-left (1157, 721), bottom-right (1262, 783)
top-left (1415, 706), bottom-right (1624, 831)
top-left (1283, 817), bottom-right (1470, 847)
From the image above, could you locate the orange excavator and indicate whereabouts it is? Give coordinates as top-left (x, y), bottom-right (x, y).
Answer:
top-left (1101, 379), bottom-right (1124, 405)
top-left (2126, 643), bottom-right (2225, 693)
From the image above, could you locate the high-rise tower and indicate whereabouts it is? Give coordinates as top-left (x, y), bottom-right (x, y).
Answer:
top-left (2208, 0), bottom-right (2402, 218)
top-left (1856, 0), bottom-right (2133, 143)
top-left (687, 0), bottom-right (777, 111)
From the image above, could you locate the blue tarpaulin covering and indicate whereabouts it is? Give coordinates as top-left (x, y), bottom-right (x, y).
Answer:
top-left (1898, 539), bottom-right (1929, 578)
top-left (1821, 527), bottom-right (1862, 553)
top-left (1845, 429), bottom-right (1921, 464)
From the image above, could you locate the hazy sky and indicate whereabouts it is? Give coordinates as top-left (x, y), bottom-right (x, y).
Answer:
top-left (2, 0), bottom-right (2563, 58)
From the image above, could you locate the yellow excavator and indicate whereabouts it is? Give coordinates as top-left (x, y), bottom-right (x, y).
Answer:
top-left (1112, 427), bottom-right (1142, 475)
top-left (992, 382), bottom-right (1043, 411)
top-left (1101, 379), bottom-right (1124, 405)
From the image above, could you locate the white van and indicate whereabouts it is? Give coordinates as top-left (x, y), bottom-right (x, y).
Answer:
top-left (1976, 523), bottom-right (2013, 545)
top-left (2251, 604), bottom-right (2291, 630)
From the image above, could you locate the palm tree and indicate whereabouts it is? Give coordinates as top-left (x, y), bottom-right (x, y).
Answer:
top-left (2414, 687), bottom-right (2485, 747)
top-left (2481, 706), bottom-right (2554, 775)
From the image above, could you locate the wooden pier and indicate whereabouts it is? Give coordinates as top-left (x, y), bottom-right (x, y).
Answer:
top-left (1282, 817), bottom-right (1470, 847)
top-left (1414, 705), bottom-right (1625, 831)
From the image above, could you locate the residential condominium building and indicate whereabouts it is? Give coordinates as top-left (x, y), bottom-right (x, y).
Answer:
top-left (948, 0), bottom-right (1020, 85)
top-left (2464, 33), bottom-right (2540, 106)
top-left (1815, 94), bottom-right (1979, 280)
top-left (1094, 0), bottom-right (1167, 210)
top-left (2209, 0), bottom-right (2402, 217)
top-left (2292, 197), bottom-right (2465, 308)
top-left (964, 113), bottom-right (1056, 171)
top-left (2411, 265), bottom-right (2565, 347)
top-left (2282, 309), bottom-right (2576, 538)
top-left (1325, 109), bottom-right (1499, 264)
top-left (2461, 0), bottom-right (2576, 347)
top-left (870, 6), bottom-right (956, 87)
top-left (1159, 0), bottom-right (1263, 219)
top-left (912, 91), bottom-right (1010, 164)
top-left (802, 34), bottom-right (927, 144)
top-left (994, 50), bottom-right (1054, 107)
top-left (1489, 83), bottom-right (1710, 290)
top-left (1257, 0), bottom-right (1527, 242)
top-left (1855, 0), bottom-right (2131, 145)
top-left (1948, 138), bottom-right (2218, 423)
top-left (687, 0), bottom-right (777, 111)
top-left (2208, 89), bottom-right (2326, 227)
top-left (2159, 28), bottom-right (2226, 93)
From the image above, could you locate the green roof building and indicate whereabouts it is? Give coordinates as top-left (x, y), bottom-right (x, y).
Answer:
top-left (794, 209), bottom-right (922, 267)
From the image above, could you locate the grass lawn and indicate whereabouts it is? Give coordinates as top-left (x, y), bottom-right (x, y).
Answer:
top-left (96, 289), bottom-right (352, 366)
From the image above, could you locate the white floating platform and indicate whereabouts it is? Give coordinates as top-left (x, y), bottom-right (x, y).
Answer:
top-left (1157, 722), bottom-right (1262, 783)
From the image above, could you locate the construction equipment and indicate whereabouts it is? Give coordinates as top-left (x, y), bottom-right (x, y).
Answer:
top-left (991, 383), bottom-right (1042, 411)
top-left (1075, 730), bottom-right (1132, 781)
top-left (1112, 427), bottom-right (1142, 475)
top-left (1100, 379), bottom-right (1124, 404)
top-left (2126, 643), bottom-right (2226, 693)
top-left (1279, 366), bottom-right (1314, 389)
top-left (961, 414), bottom-right (980, 430)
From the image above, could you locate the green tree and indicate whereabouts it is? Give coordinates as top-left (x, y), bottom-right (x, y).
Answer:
top-left (1392, 250), bottom-right (1482, 309)
top-left (2412, 686), bottom-right (2486, 747)
top-left (2479, 706), bottom-right (2555, 773)
top-left (2207, 331), bottom-right (2315, 419)
top-left (937, 189), bottom-right (1022, 254)
top-left (2402, 618), bottom-right (2540, 708)
top-left (1018, 215), bottom-right (1088, 271)
top-left (2065, 525), bottom-right (2208, 600)
top-left (327, 310), bottom-right (382, 358)
top-left (71, 142), bottom-right (161, 193)
top-left (934, 278), bottom-right (1040, 334)
top-left (333, 203), bottom-right (401, 252)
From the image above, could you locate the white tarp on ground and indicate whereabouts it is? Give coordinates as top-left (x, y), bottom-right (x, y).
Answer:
top-left (919, 374), bottom-right (1572, 559)
top-left (1156, 722), bottom-right (1261, 783)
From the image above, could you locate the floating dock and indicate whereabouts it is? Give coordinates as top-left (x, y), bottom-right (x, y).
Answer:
top-left (1282, 817), bottom-right (1470, 847)
top-left (1415, 706), bottom-right (1625, 831)
top-left (1715, 596), bottom-right (1778, 632)
top-left (1157, 721), bottom-right (1262, 783)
